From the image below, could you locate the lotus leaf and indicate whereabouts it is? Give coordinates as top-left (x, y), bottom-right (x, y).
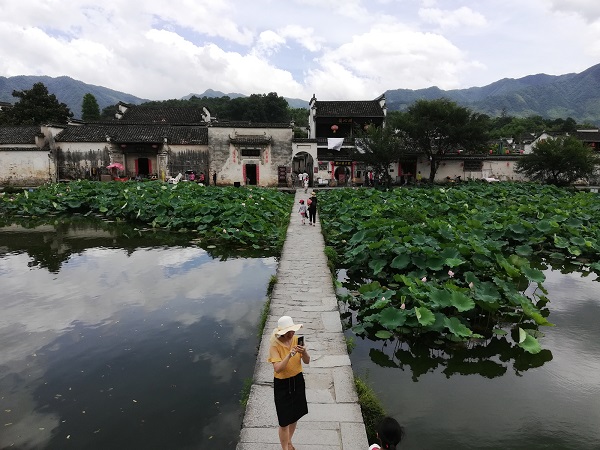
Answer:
top-left (449, 291), bottom-right (475, 312)
top-left (414, 306), bottom-right (435, 326)
top-left (379, 306), bottom-right (407, 329)
top-left (444, 317), bottom-right (473, 337)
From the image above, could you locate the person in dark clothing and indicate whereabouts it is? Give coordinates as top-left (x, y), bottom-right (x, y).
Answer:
top-left (213, 171), bottom-right (217, 186)
top-left (307, 191), bottom-right (317, 226)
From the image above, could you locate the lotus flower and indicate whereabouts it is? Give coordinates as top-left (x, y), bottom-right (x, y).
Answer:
top-left (448, 270), bottom-right (455, 278)
top-left (421, 277), bottom-right (427, 282)
top-left (400, 303), bottom-right (406, 310)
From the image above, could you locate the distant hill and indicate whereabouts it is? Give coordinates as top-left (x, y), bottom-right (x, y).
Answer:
top-left (3, 64), bottom-right (600, 123)
top-left (0, 75), bottom-right (149, 119)
top-left (385, 64), bottom-right (600, 124)
top-left (183, 89), bottom-right (309, 109)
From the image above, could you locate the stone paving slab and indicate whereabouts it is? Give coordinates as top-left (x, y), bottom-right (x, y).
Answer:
top-left (237, 189), bottom-right (368, 450)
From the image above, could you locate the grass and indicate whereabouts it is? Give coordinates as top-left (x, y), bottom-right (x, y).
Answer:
top-left (355, 375), bottom-right (386, 444)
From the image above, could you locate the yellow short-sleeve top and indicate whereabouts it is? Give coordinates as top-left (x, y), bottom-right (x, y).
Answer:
top-left (268, 335), bottom-right (303, 380)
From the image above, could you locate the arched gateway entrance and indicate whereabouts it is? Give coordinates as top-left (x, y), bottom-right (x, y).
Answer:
top-left (291, 151), bottom-right (314, 187)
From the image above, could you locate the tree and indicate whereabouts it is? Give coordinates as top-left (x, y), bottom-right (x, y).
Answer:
top-left (352, 124), bottom-right (406, 187)
top-left (81, 93), bottom-right (100, 121)
top-left (393, 99), bottom-right (490, 182)
top-left (0, 82), bottom-right (72, 125)
top-left (515, 135), bottom-right (600, 185)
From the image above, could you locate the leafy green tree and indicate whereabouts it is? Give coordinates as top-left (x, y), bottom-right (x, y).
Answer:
top-left (81, 93), bottom-right (101, 121)
top-left (393, 99), bottom-right (490, 182)
top-left (0, 82), bottom-right (72, 125)
top-left (515, 135), bottom-right (600, 186)
top-left (352, 124), bottom-right (406, 186)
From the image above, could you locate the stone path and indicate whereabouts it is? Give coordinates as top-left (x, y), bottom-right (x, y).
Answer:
top-left (237, 189), bottom-right (368, 450)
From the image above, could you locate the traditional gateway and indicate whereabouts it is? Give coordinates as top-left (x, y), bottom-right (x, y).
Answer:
top-left (1, 95), bottom-right (575, 188)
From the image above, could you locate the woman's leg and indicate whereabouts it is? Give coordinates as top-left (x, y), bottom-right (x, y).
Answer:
top-left (278, 425), bottom-right (290, 450)
top-left (288, 421), bottom-right (298, 448)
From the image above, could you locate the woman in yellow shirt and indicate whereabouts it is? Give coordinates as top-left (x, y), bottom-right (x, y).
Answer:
top-left (268, 316), bottom-right (310, 450)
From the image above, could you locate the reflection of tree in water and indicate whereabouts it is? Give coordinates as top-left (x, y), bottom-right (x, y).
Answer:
top-left (0, 216), bottom-right (278, 273)
top-left (365, 335), bottom-right (553, 382)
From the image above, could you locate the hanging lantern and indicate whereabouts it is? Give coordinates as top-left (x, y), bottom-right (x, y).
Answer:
top-left (331, 124), bottom-right (339, 133)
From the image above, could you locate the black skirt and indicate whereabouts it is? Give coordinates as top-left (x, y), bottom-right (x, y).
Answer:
top-left (273, 372), bottom-right (308, 427)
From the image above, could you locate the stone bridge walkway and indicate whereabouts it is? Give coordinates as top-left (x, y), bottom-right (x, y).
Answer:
top-left (236, 189), bottom-right (368, 450)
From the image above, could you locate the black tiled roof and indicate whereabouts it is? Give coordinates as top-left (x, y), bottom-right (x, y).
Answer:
top-left (119, 107), bottom-right (206, 124)
top-left (230, 136), bottom-right (272, 145)
top-left (0, 146), bottom-right (41, 151)
top-left (314, 100), bottom-right (384, 118)
top-left (575, 130), bottom-right (600, 141)
top-left (0, 126), bottom-right (42, 144)
top-left (55, 124), bottom-right (208, 145)
top-left (211, 121), bottom-right (291, 128)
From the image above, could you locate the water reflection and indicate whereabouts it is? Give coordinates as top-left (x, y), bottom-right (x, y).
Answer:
top-left (0, 219), bottom-right (276, 449)
top-left (344, 266), bottom-right (600, 449)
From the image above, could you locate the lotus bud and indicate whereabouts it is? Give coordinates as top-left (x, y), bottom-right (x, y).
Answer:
top-left (469, 282), bottom-right (474, 289)
top-left (400, 303), bottom-right (406, 310)
top-left (448, 270), bottom-right (455, 277)
top-left (421, 277), bottom-right (427, 282)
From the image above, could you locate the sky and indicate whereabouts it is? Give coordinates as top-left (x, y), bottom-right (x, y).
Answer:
top-left (1, 0), bottom-right (600, 102)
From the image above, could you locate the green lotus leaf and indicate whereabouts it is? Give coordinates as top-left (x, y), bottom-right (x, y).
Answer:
top-left (568, 246), bottom-right (582, 256)
top-left (518, 332), bottom-right (542, 354)
top-left (375, 330), bottom-right (394, 339)
top-left (340, 223), bottom-right (353, 233)
top-left (549, 252), bottom-right (565, 260)
top-left (565, 218), bottom-right (583, 228)
top-left (553, 235), bottom-right (569, 248)
top-left (413, 235), bottom-right (426, 245)
top-left (369, 258), bottom-right (388, 275)
top-left (518, 327), bottom-right (527, 343)
top-left (508, 223), bottom-right (527, 234)
top-left (515, 245), bottom-right (533, 256)
top-left (521, 266), bottom-right (546, 283)
top-left (570, 236), bottom-right (586, 246)
top-left (492, 329), bottom-right (508, 336)
top-left (390, 253), bottom-right (411, 270)
top-left (379, 306), bottom-right (407, 329)
top-left (439, 247), bottom-right (461, 260)
top-left (414, 306), bottom-right (435, 326)
top-left (475, 281), bottom-right (500, 303)
top-left (444, 257), bottom-right (465, 268)
top-left (535, 220), bottom-right (552, 232)
top-left (589, 262), bottom-right (600, 271)
top-left (430, 288), bottom-right (452, 307)
top-left (450, 291), bottom-right (475, 312)
top-left (444, 316), bottom-right (473, 337)
top-left (349, 230), bottom-right (368, 245)
top-left (426, 256), bottom-right (445, 271)
top-left (496, 254), bottom-right (520, 278)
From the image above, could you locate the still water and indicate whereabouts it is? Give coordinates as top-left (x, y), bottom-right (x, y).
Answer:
top-left (0, 219), bottom-right (276, 449)
top-left (345, 267), bottom-right (600, 449)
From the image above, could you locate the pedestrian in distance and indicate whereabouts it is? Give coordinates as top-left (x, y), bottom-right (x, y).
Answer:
top-left (298, 199), bottom-right (307, 225)
top-left (268, 316), bottom-right (310, 450)
top-left (307, 191), bottom-right (317, 226)
top-left (213, 171), bottom-right (217, 186)
top-left (369, 416), bottom-right (404, 450)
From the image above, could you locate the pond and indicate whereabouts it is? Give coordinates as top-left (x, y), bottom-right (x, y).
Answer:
top-left (0, 219), bottom-right (276, 449)
top-left (343, 266), bottom-right (600, 449)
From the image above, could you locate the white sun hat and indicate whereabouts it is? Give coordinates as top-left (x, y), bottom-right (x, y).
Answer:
top-left (275, 316), bottom-right (303, 336)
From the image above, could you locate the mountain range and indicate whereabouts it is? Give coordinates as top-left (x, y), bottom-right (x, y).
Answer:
top-left (2, 63), bottom-right (600, 124)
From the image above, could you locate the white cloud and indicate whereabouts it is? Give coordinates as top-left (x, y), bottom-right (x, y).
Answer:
top-left (547, 0), bottom-right (600, 22)
top-left (278, 25), bottom-right (324, 52)
top-left (419, 6), bottom-right (487, 29)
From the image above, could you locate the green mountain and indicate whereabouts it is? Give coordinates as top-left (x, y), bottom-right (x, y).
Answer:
top-left (385, 64), bottom-right (600, 124)
top-left (2, 63), bottom-right (600, 123)
top-left (0, 75), bottom-right (149, 119)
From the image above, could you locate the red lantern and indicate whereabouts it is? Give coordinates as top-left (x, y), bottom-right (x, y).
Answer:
top-left (331, 124), bottom-right (338, 133)
top-left (489, 149), bottom-right (493, 154)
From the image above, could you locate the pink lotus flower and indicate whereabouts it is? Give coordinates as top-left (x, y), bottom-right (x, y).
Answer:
top-left (469, 282), bottom-right (474, 289)
top-left (400, 303), bottom-right (406, 310)
top-left (421, 277), bottom-right (427, 282)
top-left (448, 270), bottom-right (455, 278)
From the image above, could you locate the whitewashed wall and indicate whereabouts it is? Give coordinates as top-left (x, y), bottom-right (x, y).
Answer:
top-left (0, 148), bottom-right (54, 186)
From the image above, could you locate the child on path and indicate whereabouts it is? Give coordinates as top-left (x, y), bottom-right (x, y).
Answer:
top-left (303, 177), bottom-right (309, 193)
top-left (298, 200), bottom-right (307, 225)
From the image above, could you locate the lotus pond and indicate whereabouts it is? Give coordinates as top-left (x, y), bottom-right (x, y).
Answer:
top-left (320, 183), bottom-right (600, 449)
top-left (0, 217), bottom-right (278, 449)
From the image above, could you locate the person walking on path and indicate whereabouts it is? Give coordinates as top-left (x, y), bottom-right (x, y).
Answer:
top-left (307, 191), bottom-right (317, 226)
top-left (268, 316), bottom-right (310, 450)
top-left (298, 199), bottom-right (307, 225)
top-left (213, 171), bottom-right (217, 186)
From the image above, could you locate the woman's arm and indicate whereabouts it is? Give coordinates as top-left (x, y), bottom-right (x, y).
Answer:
top-left (272, 350), bottom-right (295, 373)
top-left (297, 345), bottom-right (310, 364)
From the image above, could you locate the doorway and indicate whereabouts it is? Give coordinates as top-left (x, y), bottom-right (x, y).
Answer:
top-left (245, 164), bottom-right (257, 185)
top-left (137, 158), bottom-right (150, 176)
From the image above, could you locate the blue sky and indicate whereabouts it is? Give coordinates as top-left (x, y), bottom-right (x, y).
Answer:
top-left (1, 0), bottom-right (600, 101)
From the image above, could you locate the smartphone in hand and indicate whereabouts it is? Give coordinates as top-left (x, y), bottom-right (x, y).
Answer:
top-left (297, 336), bottom-right (304, 346)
